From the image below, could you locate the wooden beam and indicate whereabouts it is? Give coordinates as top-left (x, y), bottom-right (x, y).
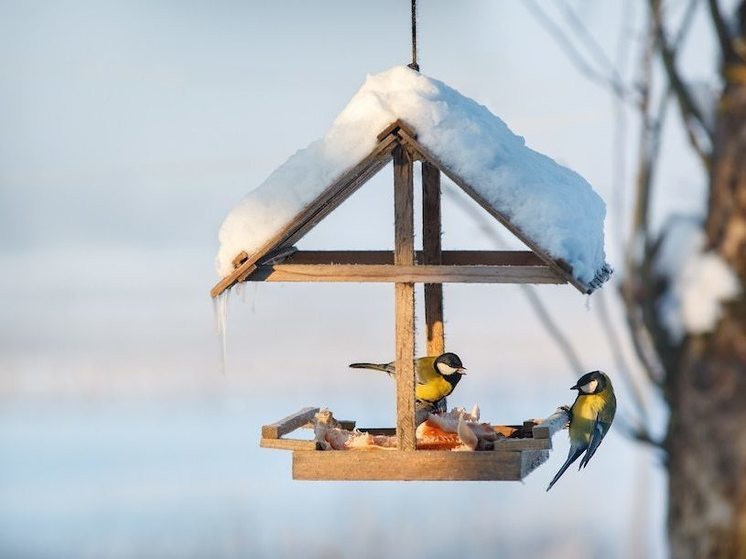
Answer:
top-left (247, 250), bottom-right (547, 266)
top-left (210, 134), bottom-right (397, 297)
top-left (376, 119), bottom-right (418, 142)
top-left (292, 449), bottom-right (534, 481)
top-left (493, 438), bottom-right (552, 451)
top-left (393, 144), bottom-right (416, 451)
top-left (520, 450), bottom-right (551, 478)
top-left (422, 161), bottom-right (445, 355)
top-left (260, 438), bottom-right (316, 451)
top-left (247, 263), bottom-right (564, 284)
top-left (261, 407), bottom-right (320, 439)
top-left (395, 129), bottom-right (592, 294)
top-left (532, 407), bottom-right (571, 439)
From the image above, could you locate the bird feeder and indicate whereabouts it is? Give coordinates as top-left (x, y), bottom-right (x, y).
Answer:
top-left (211, 69), bottom-right (611, 481)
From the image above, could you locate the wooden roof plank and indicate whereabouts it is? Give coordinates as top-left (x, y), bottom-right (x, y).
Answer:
top-left (210, 134), bottom-right (398, 297)
top-left (395, 129), bottom-right (592, 294)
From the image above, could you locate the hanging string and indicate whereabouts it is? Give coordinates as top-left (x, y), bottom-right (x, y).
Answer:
top-left (408, 0), bottom-right (420, 71)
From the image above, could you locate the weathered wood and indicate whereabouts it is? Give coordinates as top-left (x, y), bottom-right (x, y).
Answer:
top-left (292, 449), bottom-right (549, 481)
top-left (422, 161), bottom-right (445, 355)
top-left (520, 450), bottom-right (551, 478)
top-left (247, 263), bottom-right (564, 284)
top-left (232, 251), bottom-right (248, 268)
top-left (248, 250), bottom-right (547, 266)
top-left (532, 407), bottom-right (571, 439)
top-left (493, 425), bottom-right (522, 438)
top-left (210, 134), bottom-right (397, 297)
top-left (376, 119), bottom-right (418, 142)
top-left (493, 437), bottom-right (552, 451)
top-left (260, 438), bottom-right (316, 451)
top-left (395, 129), bottom-right (591, 294)
top-left (261, 407), bottom-right (320, 439)
top-left (394, 144), bottom-right (417, 451)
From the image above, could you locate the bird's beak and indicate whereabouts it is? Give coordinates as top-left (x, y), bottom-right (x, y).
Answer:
top-left (458, 367), bottom-right (467, 375)
top-left (570, 383), bottom-right (579, 390)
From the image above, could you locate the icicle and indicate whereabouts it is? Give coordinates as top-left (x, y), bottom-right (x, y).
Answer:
top-left (212, 289), bottom-right (230, 375)
top-left (585, 293), bottom-right (592, 311)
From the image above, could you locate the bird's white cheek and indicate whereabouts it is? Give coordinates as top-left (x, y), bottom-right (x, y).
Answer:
top-left (581, 379), bottom-right (599, 394)
top-left (437, 363), bottom-right (458, 375)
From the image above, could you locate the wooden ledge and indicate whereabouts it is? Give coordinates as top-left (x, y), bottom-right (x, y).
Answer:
top-left (292, 448), bottom-right (550, 481)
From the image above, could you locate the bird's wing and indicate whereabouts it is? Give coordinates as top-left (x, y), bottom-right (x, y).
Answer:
top-left (546, 443), bottom-right (585, 491)
top-left (415, 356), bottom-right (439, 384)
top-left (579, 413), bottom-right (609, 469)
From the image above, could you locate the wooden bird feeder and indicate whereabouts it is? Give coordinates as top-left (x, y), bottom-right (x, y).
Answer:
top-left (210, 119), bottom-right (606, 481)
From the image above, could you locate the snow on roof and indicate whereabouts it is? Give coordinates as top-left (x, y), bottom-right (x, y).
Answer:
top-left (216, 65), bottom-right (611, 287)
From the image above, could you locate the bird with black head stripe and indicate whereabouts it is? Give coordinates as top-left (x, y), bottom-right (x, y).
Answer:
top-left (547, 370), bottom-right (616, 491)
top-left (349, 352), bottom-right (466, 407)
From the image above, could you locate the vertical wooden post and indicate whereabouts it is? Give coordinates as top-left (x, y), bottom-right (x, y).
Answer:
top-left (393, 144), bottom-right (416, 451)
top-left (422, 161), bottom-right (445, 355)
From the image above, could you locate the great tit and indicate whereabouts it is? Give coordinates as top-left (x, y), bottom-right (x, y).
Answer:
top-left (546, 370), bottom-right (616, 491)
top-left (349, 353), bottom-right (466, 405)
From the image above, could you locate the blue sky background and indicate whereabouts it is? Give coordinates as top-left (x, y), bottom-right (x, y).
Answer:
top-left (0, 1), bottom-right (721, 557)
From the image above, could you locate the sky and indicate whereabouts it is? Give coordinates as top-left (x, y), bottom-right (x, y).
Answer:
top-left (0, 1), bottom-right (722, 557)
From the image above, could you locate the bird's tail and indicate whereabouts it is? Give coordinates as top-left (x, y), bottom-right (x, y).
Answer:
top-left (349, 362), bottom-right (394, 376)
top-left (546, 445), bottom-right (585, 491)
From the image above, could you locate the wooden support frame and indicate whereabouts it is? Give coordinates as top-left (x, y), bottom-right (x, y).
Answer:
top-left (245, 251), bottom-right (564, 283)
top-left (393, 143), bottom-right (417, 451)
top-left (422, 161), bottom-right (445, 355)
top-left (212, 120), bottom-right (593, 481)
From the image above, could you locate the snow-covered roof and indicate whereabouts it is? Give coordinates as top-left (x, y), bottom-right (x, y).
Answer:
top-left (216, 65), bottom-right (611, 291)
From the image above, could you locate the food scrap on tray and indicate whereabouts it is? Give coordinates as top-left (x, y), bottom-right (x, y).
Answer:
top-left (312, 405), bottom-right (504, 451)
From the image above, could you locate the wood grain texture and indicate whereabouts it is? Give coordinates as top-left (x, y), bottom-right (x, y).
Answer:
top-left (422, 161), bottom-right (445, 355)
top-left (248, 250), bottom-right (547, 266)
top-left (292, 450), bottom-right (530, 481)
top-left (493, 438), bottom-right (552, 451)
top-left (520, 450), bottom-right (551, 478)
top-left (393, 144), bottom-right (416, 451)
top-left (247, 263), bottom-right (564, 284)
top-left (260, 438), bottom-right (316, 451)
top-left (261, 407), bottom-right (320, 439)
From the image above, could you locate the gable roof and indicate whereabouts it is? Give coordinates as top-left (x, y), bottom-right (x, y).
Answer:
top-left (213, 66), bottom-right (612, 296)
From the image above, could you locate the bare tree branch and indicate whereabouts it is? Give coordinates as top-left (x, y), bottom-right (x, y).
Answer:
top-left (621, 15), bottom-right (669, 387)
top-left (707, 0), bottom-right (739, 64)
top-left (616, 414), bottom-right (666, 449)
top-left (595, 289), bottom-right (650, 420)
top-left (649, 0), bottom-right (713, 166)
top-left (523, 0), bottom-right (637, 104)
top-left (557, 0), bottom-right (627, 89)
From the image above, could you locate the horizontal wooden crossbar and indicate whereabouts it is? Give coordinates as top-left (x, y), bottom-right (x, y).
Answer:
top-left (245, 250), bottom-right (566, 284)
top-left (257, 250), bottom-right (545, 266)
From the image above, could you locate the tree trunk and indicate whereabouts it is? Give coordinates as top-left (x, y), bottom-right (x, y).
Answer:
top-left (666, 30), bottom-right (746, 557)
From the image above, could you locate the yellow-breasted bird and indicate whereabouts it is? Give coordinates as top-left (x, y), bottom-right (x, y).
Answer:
top-left (546, 370), bottom-right (616, 491)
top-left (349, 352), bottom-right (466, 404)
